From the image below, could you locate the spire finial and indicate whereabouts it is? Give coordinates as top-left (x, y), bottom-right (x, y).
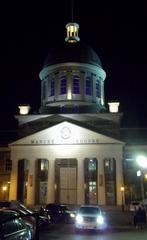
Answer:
top-left (71, 0), bottom-right (74, 22)
top-left (65, 0), bottom-right (80, 43)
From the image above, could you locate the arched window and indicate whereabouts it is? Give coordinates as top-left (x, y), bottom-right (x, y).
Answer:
top-left (50, 79), bottom-right (55, 96)
top-left (86, 76), bottom-right (91, 95)
top-left (72, 75), bottom-right (80, 94)
top-left (60, 76), bottom-right (67, 94)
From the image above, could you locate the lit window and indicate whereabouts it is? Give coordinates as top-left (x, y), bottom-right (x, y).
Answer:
top-left (96, 80), bottom-right (100, 97)
top-left (88, 159), bottom-right (96, 171)
top-left (86, 77), bottom-right (91, 95)
top-left (41, 159), bottom-right (48, 171)
top-left (104, 158), bottom-right (116, 173)
top-left (51, 79), bottom-right (55, 96)
top-left (73, 75), bottom-right (80, 94)
top-left (60, 76), bottom-right (67, 94)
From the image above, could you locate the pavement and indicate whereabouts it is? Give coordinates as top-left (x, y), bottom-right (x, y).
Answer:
top-left (100, 206), bottom-right (134, 228)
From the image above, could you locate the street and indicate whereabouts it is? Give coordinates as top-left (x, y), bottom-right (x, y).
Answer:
top-left (39, 210), bottom-right (147, 240)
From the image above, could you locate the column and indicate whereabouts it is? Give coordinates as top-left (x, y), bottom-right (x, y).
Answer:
top-left (116, 155), bottom-right (124, 205)
top-left (98, 158), bottom-right (105, 205)
top-left (9, 158), bottom-right (18, 200)
top-left (27, 159), bottom-right (35, 205)
top-left (77, 158), bottom-right (84, 204)
top-left (47, 159), bottom-right (55, 203)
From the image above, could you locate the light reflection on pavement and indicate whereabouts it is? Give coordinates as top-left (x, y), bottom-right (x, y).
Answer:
top-left (40, 224), bottom-right (147, 240)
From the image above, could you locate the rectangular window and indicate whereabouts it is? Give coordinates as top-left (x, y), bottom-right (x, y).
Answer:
top-left (96, 80), bottom-right (100, 98)
top-left (60, 76), bottom-right (67, 94)
top-left (84, 158), bottom-right (97, 204)
top-left (88, 159), bottom-right (97, 171)
top-left (5, 159), bottom-right (12, 171)
top-left (86, 77), bottom-right (91, 95)
top-left (51, 79), bottom-right (55, 96)
top-left (104, 158), bottom-right (116, 205)
top-left (73, 75), bottom-right (80, 94)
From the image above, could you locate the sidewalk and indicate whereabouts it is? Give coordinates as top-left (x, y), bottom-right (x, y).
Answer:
top-left (103, 208), bottom-right (134, 229)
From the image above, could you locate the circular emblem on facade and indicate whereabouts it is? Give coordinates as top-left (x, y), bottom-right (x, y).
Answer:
top-left (61, 127), bottom-right (71, 139)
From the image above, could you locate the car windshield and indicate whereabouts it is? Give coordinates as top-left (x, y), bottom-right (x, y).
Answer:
top-left (60, 206), bottom-right (68, 211)
top-left (79, 207), bottom-right (100, 214)
top-left (132, 202), bottom-right (139, 205)
top-left (0, 211), bottom-right (18, 222)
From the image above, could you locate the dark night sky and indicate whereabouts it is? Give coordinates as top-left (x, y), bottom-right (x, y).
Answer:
top-left (0, 1), bottom-right (147, 128)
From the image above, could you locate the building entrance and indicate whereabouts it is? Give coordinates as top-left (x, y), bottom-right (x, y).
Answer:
top-left (60, 167), bottom-right (76, 204)
top-left (55, 159), bottom-right (77, 204)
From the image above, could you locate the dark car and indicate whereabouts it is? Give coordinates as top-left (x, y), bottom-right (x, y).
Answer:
top-left (0, 201), bottom-right (50, 234)
top-left (0, 209), bottom-right (31, 240)
top-left (44, 203), bottom-right (75, 223)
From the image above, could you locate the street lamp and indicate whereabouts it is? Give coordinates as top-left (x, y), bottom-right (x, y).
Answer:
top-left (136, 155), bottom-right (147, 200)
top-left (120, 186), bottom-right (125, 212)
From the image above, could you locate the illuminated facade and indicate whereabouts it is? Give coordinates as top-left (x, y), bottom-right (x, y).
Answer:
top-left (9, 23), bottom-right (125, 206)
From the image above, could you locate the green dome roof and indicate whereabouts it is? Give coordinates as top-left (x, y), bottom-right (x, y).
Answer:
top-left (43, 42), bottom-right (102, 67)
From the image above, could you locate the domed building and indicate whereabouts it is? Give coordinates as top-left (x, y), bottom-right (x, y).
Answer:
top-left (39, 23), bottom-right (106, 114)
top-left (8, 23), bottom-right (125, 207)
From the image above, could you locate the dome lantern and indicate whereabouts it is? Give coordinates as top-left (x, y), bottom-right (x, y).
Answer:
top-left (65, 22), bottom-right (80, 43)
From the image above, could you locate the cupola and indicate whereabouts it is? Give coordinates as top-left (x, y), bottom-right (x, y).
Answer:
top-left (65, 22), bottom-right (80, 43)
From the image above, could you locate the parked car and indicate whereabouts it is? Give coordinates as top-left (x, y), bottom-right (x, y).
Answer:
top-left (5, 208), bottom-right (35, 239)
top-left (0, 209), bottom-right (32, 239)
top-left (0, 201), bottom-right (50, 234)
top-left (129, 201), bottom-right (141, 211)
top-left (75, 205), bottom-right (106, 231)
top-left (43, 203), bottom-right (75, 223)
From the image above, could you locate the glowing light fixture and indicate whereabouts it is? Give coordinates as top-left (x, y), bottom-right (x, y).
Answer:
top-left (136, 155), bottom-right (147, 168)
top-left (120, 186), bottom-right (125, 211)
top-left (137, 170), bottom-right (141, 176)
top-left (2, 186), bottom-right (7, 191)
top-left (67, 90), bottom-right (72, 100)
top-left (18, 104), bottom-right (30, 115)
top-left (65, 22), bottom-right (80, 43)
top-left (108, 102), bottom-right (120, 113)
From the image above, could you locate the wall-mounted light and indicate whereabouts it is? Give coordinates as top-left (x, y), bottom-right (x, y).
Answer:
top-left (120, 186), bottom-right (125, 211)
top-left (108, 102), bottom-right (120, 113)
top-left (67, 90), bottom-right (72, 100)
top-left (2, 186), bottom-right (7, 192)
top-left (18, 104), bottom-right (31, 115)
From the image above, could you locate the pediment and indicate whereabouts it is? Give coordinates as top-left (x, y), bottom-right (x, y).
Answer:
top-left (10, 121), bottom-right (124, 146)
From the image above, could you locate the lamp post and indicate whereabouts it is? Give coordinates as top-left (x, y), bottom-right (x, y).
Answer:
top-left (136, 155), bottom-right (147, 200)
top-left (120, 186), bottom-right (125, 212)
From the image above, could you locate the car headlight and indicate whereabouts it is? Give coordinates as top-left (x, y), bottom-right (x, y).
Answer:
top-left (97, 215), bottom-right (104, 224)
top-left (76, 214), bottom-right (83, 224)
top-left (70, 213), bottom-right (75, 218)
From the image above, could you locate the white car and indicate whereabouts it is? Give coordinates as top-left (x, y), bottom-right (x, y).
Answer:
top-left (75, 205), bottom-right (106, 231)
